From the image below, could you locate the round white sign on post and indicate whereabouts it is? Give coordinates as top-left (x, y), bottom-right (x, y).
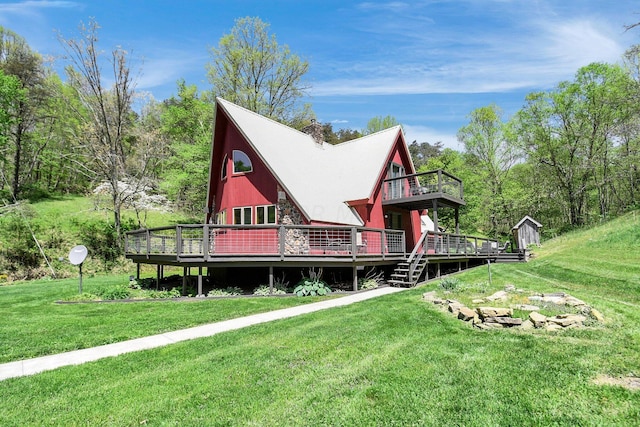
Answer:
top-left (68, 245), bottom-right (88, 265)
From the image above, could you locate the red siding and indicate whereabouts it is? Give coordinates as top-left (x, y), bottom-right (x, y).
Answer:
top-left (212, 115), bottom-right (279, 224)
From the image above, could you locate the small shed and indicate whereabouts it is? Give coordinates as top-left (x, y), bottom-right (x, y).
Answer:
top-left (512, 215), bottom-right (542, 250)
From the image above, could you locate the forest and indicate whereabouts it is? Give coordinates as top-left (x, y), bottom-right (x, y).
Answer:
top-left (1, 17), bottom-right (639, 279)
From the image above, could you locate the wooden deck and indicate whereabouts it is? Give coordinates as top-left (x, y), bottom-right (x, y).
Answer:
top-left (125, 224), bottom-right (407, 267)
top-left (382, 169), bottom-right (465, 210)
top-left (125, 225), bottom-right (505, 267)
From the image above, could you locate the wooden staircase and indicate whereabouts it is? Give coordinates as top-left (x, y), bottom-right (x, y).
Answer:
top-left (388, 229), bottom-right (430, 287)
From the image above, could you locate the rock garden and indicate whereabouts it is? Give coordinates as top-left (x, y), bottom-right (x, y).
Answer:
top-left (423, 277), bottom-right (605, 331)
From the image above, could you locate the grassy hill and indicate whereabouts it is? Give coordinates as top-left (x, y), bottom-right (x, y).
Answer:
top-left (0, 211), bottom-right (638, 425)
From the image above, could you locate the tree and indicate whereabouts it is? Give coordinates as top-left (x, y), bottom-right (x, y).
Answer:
top-left (0, 27), bottom-right (50, 200)
top-left (0, 70), bottom-right (23, 154)
top-left (516, 63), bottom-right (632, 226)
top-left (457, 104), bottom-right (520, 236)
top-left (207, 16), bottom-right (311, 124)
top-left (363, 115), bottom-right (400, 135)
top-left (408, 140), bottom-right (443, 169)
top-left (58, 19), bottom-right (138, 240)
top-left (159, 80), bottom-right (213, 215)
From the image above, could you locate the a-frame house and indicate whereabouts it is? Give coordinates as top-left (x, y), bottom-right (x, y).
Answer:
top-left (125, 98), bottom-right (505, 294)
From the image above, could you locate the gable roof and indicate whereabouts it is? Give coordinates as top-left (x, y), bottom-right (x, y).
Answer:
top-left (215, 98), bottom-right (412, 225)
top-left (512, 215), bottom-right (543, 230)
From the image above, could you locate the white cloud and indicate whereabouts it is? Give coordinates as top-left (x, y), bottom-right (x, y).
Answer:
top-left (403, 124), bottom-right (461, 151)
top-left (310, 3), bottom-right (631, 97)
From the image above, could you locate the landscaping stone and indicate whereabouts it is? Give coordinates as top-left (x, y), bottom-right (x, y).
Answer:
top-left (422, 287), bottom-right (603, 332)
top-left (504, 284), bottom-right (516, 292)
top-left (590, 308), bottom-right (605, 323)
top-left (545, 323), bottom-right (563, 332)
top-left (483, 316), bottom-right (522, 327)
top-left (458, 307), bottom-right (477, 322)
top-left (548, 314), bottom-right (586, 327)
top-left (448, 301), bottom-right (465, 315)
top-left (477, 307), bottom-right (512, 319)
top-left (564, 296), bottom-right (587, 307)
top-left (513, 304), bottom-right (540, 311)
top-left (520, 319), bottom-right (534, 330)
top-left (529, 311), bottom-right (547, 328)
top-left (541, 294), bottom-right (567, 304)
top-left (486, 290), bottom-right (509, 302)
top-left (422, 291), bottom-right (438, 302)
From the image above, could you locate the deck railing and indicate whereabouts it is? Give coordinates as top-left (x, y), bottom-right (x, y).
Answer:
top-left (383, 169), bottom-right (463, 202)
top-left (125, 224), bottom-right (406, 260)
top-left (411, 230), bottom-right (501, 259)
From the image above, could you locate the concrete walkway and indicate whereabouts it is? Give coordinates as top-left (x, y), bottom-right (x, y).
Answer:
top-left (0, 286), bottom-right (406, 382)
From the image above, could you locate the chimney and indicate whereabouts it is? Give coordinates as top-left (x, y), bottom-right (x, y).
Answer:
top-left (302, 119), bottom-right (324, 145)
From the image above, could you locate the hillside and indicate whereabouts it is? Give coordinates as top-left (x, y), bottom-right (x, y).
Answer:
top-left (0, 210), bottom-right (638, 425)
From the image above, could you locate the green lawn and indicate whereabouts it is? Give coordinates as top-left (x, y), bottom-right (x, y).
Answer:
top-left (0, 212), bottom-right (639, 425)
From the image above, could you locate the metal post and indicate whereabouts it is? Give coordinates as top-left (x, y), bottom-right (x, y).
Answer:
top-left (156, 264), bottom-right (160, 290)
top-left (182, 266), bottom-right (187, 295)
top-left (353, 265), bottom-right (358, 291)
top-left (487, 259), bottom-right (492, 285)
top-left (78, 263), bottom-right (83, 294)
top-left (136, 263), bottom-right (140, 280)
top-left (269, 266), bottom-right (274, 295)
top-left (198, 266), bottom-right (203, 297)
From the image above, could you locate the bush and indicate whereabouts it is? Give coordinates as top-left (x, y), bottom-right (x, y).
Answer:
top-left (439, 277), bottom-right (462, 292)
top-left (294, 268), bottom-right (331, 297)
top-left (253, 285), bottom-right (287, 296)
top-left (207, 287), bottom-right (243, 297)
top-left (148, 288), bottom-right (182, 299)
top-left (97, 285), bottom-right (131, 300)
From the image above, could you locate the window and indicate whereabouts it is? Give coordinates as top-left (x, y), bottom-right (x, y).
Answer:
top-left (221, 154), bottom-right (228, 180)
top-left (256, 205), bottom-right (277, 224)
top-left (215, 210), bottom-right (226, 225)
top-left (387, 163), bottom-right (405, 199)
top-left (233, 206), bottom-right (252, 225)
top-left (233, 150), bottom-right (253, 173)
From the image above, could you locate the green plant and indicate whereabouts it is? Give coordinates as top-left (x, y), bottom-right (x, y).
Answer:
top-left (97, 285), bottom-right (131, 300)
top-left (148, 288), bottom-right (182, 299)
top-left (358, 267), bottom-right (384, 290)
top-left (439, 276), bottom-right (462, 291)
top-left (253, 285), bottom-right (287, 296)
top-left (207, 287), bottom-right (243, 297)
top-left (294, 268), bottom-right (331, 297)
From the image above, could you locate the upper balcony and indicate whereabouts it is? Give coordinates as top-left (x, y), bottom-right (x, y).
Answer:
top-left (382, 169), bottom-right (465, 211)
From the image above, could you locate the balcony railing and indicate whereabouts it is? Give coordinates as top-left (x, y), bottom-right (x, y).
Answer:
top-left (383, 169), bottom-right (463, 203)
top-left (410, 230), bottom-right (502, 259)
top-left (125, 224), bottom-right (406, 260)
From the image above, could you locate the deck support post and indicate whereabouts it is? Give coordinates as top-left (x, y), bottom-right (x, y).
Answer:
top-left (352, 265), bottom-right (358, 292)
top-left (432, 199), bottom-right (439, 232)
top-left (182, 267), bottom-right (187, 295)
top-left (455, 208), bottom-right (460, 234)
top-left (458, 261), bottom-right (462, 272)
top-left (269, 266), bottom-right (274, 294)
top-left (136, 263), bottom-right (140, 280)
top-left (156, 264), bottom-right (160, 290)
top-left (197, 267), bottom-right (203, 297)
top-left (436, 263), bottom-right (441, 278)
top-left (487, 259), bottom-right (492, 285)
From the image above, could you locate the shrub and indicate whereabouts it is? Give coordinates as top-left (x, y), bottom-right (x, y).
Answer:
top-left (148, 288), bottom-right (182, 299)
top-left (207, 287), bottom-right (243, 297)
top-left (253, 285), bottom-right (287, 296)
top-left (439, 277), bottom-right (462, 292)
top-left (97, 285), bottom-right (131, 300)
top-left (359, 267), bottom-right (384, 290)
top-left (294, 268), bottom-right (331, 297)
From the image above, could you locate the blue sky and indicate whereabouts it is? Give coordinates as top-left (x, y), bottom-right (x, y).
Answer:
top-left (0, 0), bottom-right (638, 149)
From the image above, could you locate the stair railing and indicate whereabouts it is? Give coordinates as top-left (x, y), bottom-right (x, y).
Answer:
top-left (407, 229), bottom-right (430, 284)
